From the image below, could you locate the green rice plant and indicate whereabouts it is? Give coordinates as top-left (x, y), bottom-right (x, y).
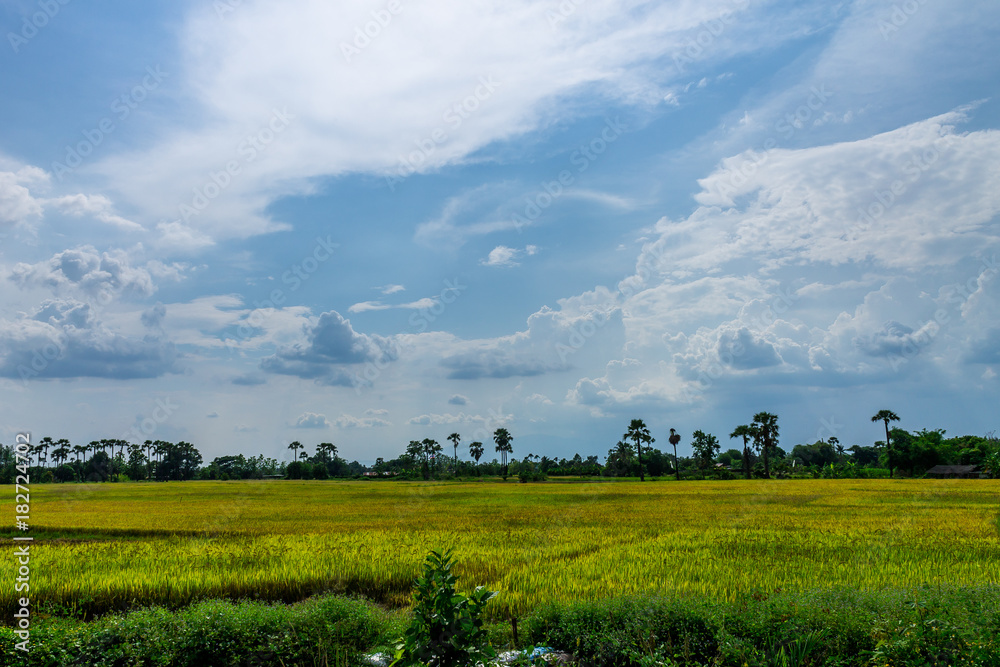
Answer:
top-left (2, 479), bottom-right (999, 620)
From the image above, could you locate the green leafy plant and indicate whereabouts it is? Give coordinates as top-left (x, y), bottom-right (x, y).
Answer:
top-left (392, 549), bottom-right (497, 667)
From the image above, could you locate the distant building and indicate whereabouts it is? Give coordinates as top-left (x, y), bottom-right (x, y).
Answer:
top-left (925, 465), bottom-right (987, 479)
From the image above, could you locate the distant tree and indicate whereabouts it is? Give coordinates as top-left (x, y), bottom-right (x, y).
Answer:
top-left (52, 439), bottom-right (71, 467)
top-left (493, 428), bottom-right (513, 480)
top-left (730, 424), bottom-right (758, 480)
top-left (406, 440), bottom-right (424, 461)
top-left (624, 419), bottom-right (653, 481)
top-left (287, 440), bottom-right (303, 461)
top-left (605, 440), bottom-right (635, 477)
top-left (448, 432), bottom-right (461, 469)
top-left (751, 412), bottom-right (780, 478)
top-left (422, 439), bottom-right (442, 475)
top-left (871, 410), bottom-right (900, 477)
top-left (469, 441), bottom-right (484, 467)
top-left (691, 430), bottom-right (720, 479)
top-left (37, 436), bottom-right (53, 468)
top-left (155, 441), bottom-right (202, 481)
top-left (668, 429), bottom-right (682, 481)
top-left (848, 444), bottom-right (880, 467)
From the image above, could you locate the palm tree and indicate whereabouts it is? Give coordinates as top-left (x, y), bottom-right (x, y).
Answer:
top-left (668, 428), bottom-right (681, 481)
top-left (624, 419), bottom-right (653, 481)
top-left (422, 439), bottom-right (442, 475)
top-left (871, 410), bottom-right (900, 478)
top-left (493, 428), bottom-right (513, 480)
top-left (38, 436), bottom-right (53, 468)
top-left (87, 440), bottom-right (100, 465)
top-left (287, 441), bottom-right (303, 461)
top-left (469, 441), bottom-right (484, 468)
top-left (448, 432), bottom-right (461, 470)
top-left (730, 424), bottom-right (757, 480)
top-left (751, 412), bottom-right (780, 478)
top-left (73, 444), bottom-right (86, 464)
top-left (299, 451), bottom-right (309, 461)
top-left (52, 439), bottom-right (71, 467)
top-left (144, 440), bottom-right (155, 479)
top-left (127, 442), bottom-right (142, 467)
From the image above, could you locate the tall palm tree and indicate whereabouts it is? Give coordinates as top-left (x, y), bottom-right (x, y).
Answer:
top-left (38, 436), bottom-right (53, 468)
top-left (871, 409), bottom-right (900, 478)
top-left (668, 428), bottom-right (681, 481)
top-left (493, 428), bottom-right (513, 480)
top-left (469, 441), bottom-right (484, 467)
top-left (144, 440), bottom-right (155, 479)
top-left (624, 419), bottom-right (652, 481)
top-left (53, 439), bottom-right (71, 467)
top-left (73, 444), bottom-right (86, 463)
top-left (287, 441), bottom-right (303, 461)
top-left (751, 412), bottom-right (780, 479)
top-left (448, 433), bottom-right (461, 470)
top-left (422, 438), bottom-right (441, 475)
top-left (730, 424), bottom-right (757, 480)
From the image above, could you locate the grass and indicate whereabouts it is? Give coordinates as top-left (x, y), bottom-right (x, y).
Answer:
top-left (2, 478), bottom-right (999, 620)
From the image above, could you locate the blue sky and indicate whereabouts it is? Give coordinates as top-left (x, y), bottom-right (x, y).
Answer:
top-left (2, 0), bottom-right (999, 463)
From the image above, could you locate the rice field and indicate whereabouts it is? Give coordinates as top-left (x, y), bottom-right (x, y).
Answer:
top-left (4, 478), bottom-right (999, 619)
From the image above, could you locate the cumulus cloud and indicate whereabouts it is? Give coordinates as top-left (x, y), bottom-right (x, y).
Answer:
top-left (0, 161), bottom-right (47, 227)
top-left (334, 413), bottom-right (390, 429)
top-left (293, 412), bottom-right (331, 429)
top-left (481, 245), bottom-right (539, 267)
top-left (447, 394), bottom-right (468, 406)
top-left (650, 110), bottom-right (1000, 275)
top-left (0, 299), bottom-right (180, 380)
top-left (260, 310), bottom-right (396, 382)
top-left (8, 246), bottom-right (161, 300)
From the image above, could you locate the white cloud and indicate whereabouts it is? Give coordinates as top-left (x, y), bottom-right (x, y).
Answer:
top-left (48, 194), bottom-right (143, 232)
top-left (293, 412), bottom-right (331, 429)
top-left (8, 245), bottom-right (161, 300)
top-left (0, 299), bottom-right (180, 381)
top-left (0, 160), bottom-right (47, 227)
top-left (348, 297), bottom-right (438, 314)
top-left (407, 412), bottom-right (510, 426)
top-left (92, 0), bottom-right (819, 243)
top-left (334, 413), bottom-right (391, 429)
top-left (482, 246), bottom-right (520, 267)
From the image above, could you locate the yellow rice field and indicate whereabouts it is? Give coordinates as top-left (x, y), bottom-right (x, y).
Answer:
top-left (3, 478), bottom-right (999, 618)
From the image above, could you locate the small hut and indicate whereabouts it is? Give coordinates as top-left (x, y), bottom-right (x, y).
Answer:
top-left (925, 465), bottom-right (986, 479)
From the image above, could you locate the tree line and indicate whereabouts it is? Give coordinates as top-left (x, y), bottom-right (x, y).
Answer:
top-left (3, 409), bottom-right (997, 484)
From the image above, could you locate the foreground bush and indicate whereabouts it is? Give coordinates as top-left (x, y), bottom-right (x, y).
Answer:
top-left (3, 585), bottom-right (999, 666)
top-left (392, 549), bottom-right (496, 667)
top-left (523, 586), bottom-right (1000, 666)
top-left (0, 595), bottom-right (393, 667)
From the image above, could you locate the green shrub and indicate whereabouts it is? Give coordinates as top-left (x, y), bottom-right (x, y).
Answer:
top-left (392, 550), bottom-right (496, 667)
